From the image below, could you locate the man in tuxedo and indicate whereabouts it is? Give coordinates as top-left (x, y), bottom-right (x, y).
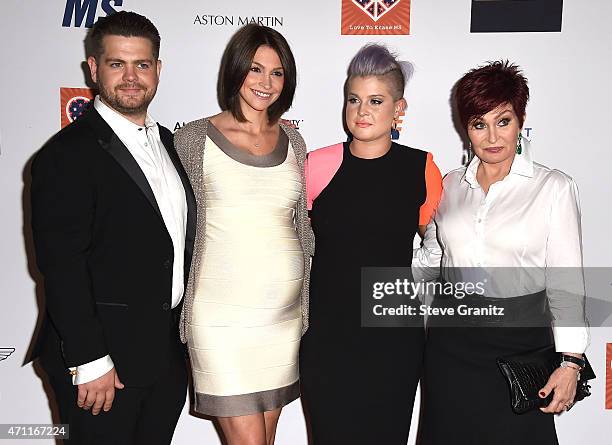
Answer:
top-left (30, 11), bottom-right (195, 444)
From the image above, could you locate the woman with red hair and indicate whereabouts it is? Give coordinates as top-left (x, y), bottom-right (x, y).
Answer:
top-left (413, 61), bottom-right (589, 444)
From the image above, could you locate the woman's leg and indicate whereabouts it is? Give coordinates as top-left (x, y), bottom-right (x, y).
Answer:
top-left (263, 408), bottom-right (282, 445)
top-left (217, 413), bottom-right (267, 445)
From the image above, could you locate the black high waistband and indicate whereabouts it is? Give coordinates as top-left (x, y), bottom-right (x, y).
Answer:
top-left (428, 288), bottom-right (552, 328)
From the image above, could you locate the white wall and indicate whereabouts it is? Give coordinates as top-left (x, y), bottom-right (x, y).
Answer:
top-left (1, 1), bottom-right (610, 443)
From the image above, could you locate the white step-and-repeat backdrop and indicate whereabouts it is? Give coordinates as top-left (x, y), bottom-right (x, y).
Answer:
top-left (1, 1), bottom-right (611, 443)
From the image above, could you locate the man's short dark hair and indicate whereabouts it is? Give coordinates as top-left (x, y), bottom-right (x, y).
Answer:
top-left (88, 11), bottom-right (161, 60)
top-left (217, 24), bottom-right (297, 123)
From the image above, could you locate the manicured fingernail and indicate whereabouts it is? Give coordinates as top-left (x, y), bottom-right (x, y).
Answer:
top-left (539, 391), bottom-right (545, 397)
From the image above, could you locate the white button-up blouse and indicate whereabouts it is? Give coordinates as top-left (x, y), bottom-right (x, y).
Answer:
top-left (413, 141), bottom-right (589, 353)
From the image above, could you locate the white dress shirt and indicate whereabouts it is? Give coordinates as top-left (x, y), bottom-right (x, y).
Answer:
top-left (413, 140), bottom-right (589, 353)
top-left (70, 97), bottom-right (187, 384)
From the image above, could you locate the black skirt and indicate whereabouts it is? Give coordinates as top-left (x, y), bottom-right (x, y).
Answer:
top-left (420, 324), bottom-right (558, 445)
top-left (301, 326), bottom-right (424, 445)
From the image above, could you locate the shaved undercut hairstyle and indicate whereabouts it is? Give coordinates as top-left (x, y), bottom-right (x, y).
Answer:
top-left (346, 43), bottom-right (413, 100)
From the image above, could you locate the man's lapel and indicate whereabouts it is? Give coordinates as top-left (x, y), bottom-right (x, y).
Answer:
top-left (158, 125), bottom-right (197, 280)
top-left (84, 108), bottom-right (164, 221)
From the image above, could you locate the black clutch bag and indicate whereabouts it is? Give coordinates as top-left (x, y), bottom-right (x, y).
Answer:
top-left (496, 345), bottom-right (595, 414)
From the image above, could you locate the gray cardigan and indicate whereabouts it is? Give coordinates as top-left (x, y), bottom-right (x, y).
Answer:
top-left (174, 118), bottom-right (314, 343)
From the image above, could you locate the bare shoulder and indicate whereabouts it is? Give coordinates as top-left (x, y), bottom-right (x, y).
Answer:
top-left (206, 112), bottom-right (230, 132)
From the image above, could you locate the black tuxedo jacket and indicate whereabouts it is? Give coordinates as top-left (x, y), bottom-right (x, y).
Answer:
top-left (30, 107), bottom-right (196, 386)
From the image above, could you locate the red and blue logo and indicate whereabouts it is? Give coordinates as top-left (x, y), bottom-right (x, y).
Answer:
top-left (60, 88), bottom-right (95, 128)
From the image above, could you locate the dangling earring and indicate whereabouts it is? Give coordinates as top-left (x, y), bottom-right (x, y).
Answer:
top-left (391, 116), bottom-right (400, 140)
top-left (466, 141), bottom-right (473, 163)
top-left (516, 133), bottom-right (523, 154)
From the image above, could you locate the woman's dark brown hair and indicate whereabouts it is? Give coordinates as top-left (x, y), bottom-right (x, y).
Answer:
top-left (217, 24), bottom-right (297, 123)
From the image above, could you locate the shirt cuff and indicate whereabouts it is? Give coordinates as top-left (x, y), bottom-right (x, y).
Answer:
top-left (552, 326), bottom-right (590, 354)
top-left (69, 355), bottom-right (114, 385)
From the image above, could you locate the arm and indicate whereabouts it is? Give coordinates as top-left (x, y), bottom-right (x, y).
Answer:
top-left (412, 153), bottom-right (443, 282)
top-left (31, 143), bottom-right (108, 367)
top-left (412, 220), bottom-right (442, 283)
top-left (418, 152), bottom-right (443, 228)
top-left (31, 142), bottom-right (122, 413)
top-left (545, 174), bottom-right (589, 354)
top-left (539, 173), bottom-right (589, 413)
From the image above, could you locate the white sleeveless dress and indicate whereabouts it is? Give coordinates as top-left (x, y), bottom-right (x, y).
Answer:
top-left (187, 123), bottom-right (304, 416)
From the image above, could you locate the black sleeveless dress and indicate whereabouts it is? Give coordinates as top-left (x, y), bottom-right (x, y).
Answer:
top-left (300, 142), bottom-right (427, 444)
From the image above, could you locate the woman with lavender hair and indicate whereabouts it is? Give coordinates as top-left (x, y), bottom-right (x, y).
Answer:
top-left (299, 44), bottom-right (442, 443)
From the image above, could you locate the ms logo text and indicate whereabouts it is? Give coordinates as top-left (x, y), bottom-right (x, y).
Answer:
top-left (62, 0), bottom-right (123, 28)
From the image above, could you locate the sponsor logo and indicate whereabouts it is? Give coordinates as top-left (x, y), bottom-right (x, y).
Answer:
top-left (0, 348), bottom-right (15, 362)
top-left (342, 0), bottom-right (411, 35)
top-left (607, 343), bottom-right (612, 409)
top-left (61, 88), bottom-right (95, 128)
top-left (282, 118), bottom-right (303, 130)
top-left (62, 0), bottom-right (123, 28)
top-left (471, 0), bottom-right (563, 33)
top-left (174, 119), bottom-right (302, 132)
top-left (193, 15), bottom-right (283, 27)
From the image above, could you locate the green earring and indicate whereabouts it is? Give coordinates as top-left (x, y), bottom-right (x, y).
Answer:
top-left (516, 133), bottom-right (523, 154)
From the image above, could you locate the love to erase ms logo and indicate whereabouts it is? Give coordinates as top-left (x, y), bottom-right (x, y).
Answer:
top-left (341, 0), bottom-right (411, 35)
top-left (60, 88), bottom-right (95, 128)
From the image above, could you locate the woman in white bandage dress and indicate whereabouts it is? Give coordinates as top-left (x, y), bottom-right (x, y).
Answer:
top-left (174, 24), bottom-right (312, 445)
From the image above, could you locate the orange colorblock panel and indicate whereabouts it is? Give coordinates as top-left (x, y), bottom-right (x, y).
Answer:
top-left (341, 0), bottom-right (411, 35)
top-left (606, 343), bottom-right (612, 409)
top-left (60, 87), bottom-right (95, 128)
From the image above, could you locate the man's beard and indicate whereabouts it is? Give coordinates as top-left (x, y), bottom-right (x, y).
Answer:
top-left (99, 82), bottom-right (155, 116)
